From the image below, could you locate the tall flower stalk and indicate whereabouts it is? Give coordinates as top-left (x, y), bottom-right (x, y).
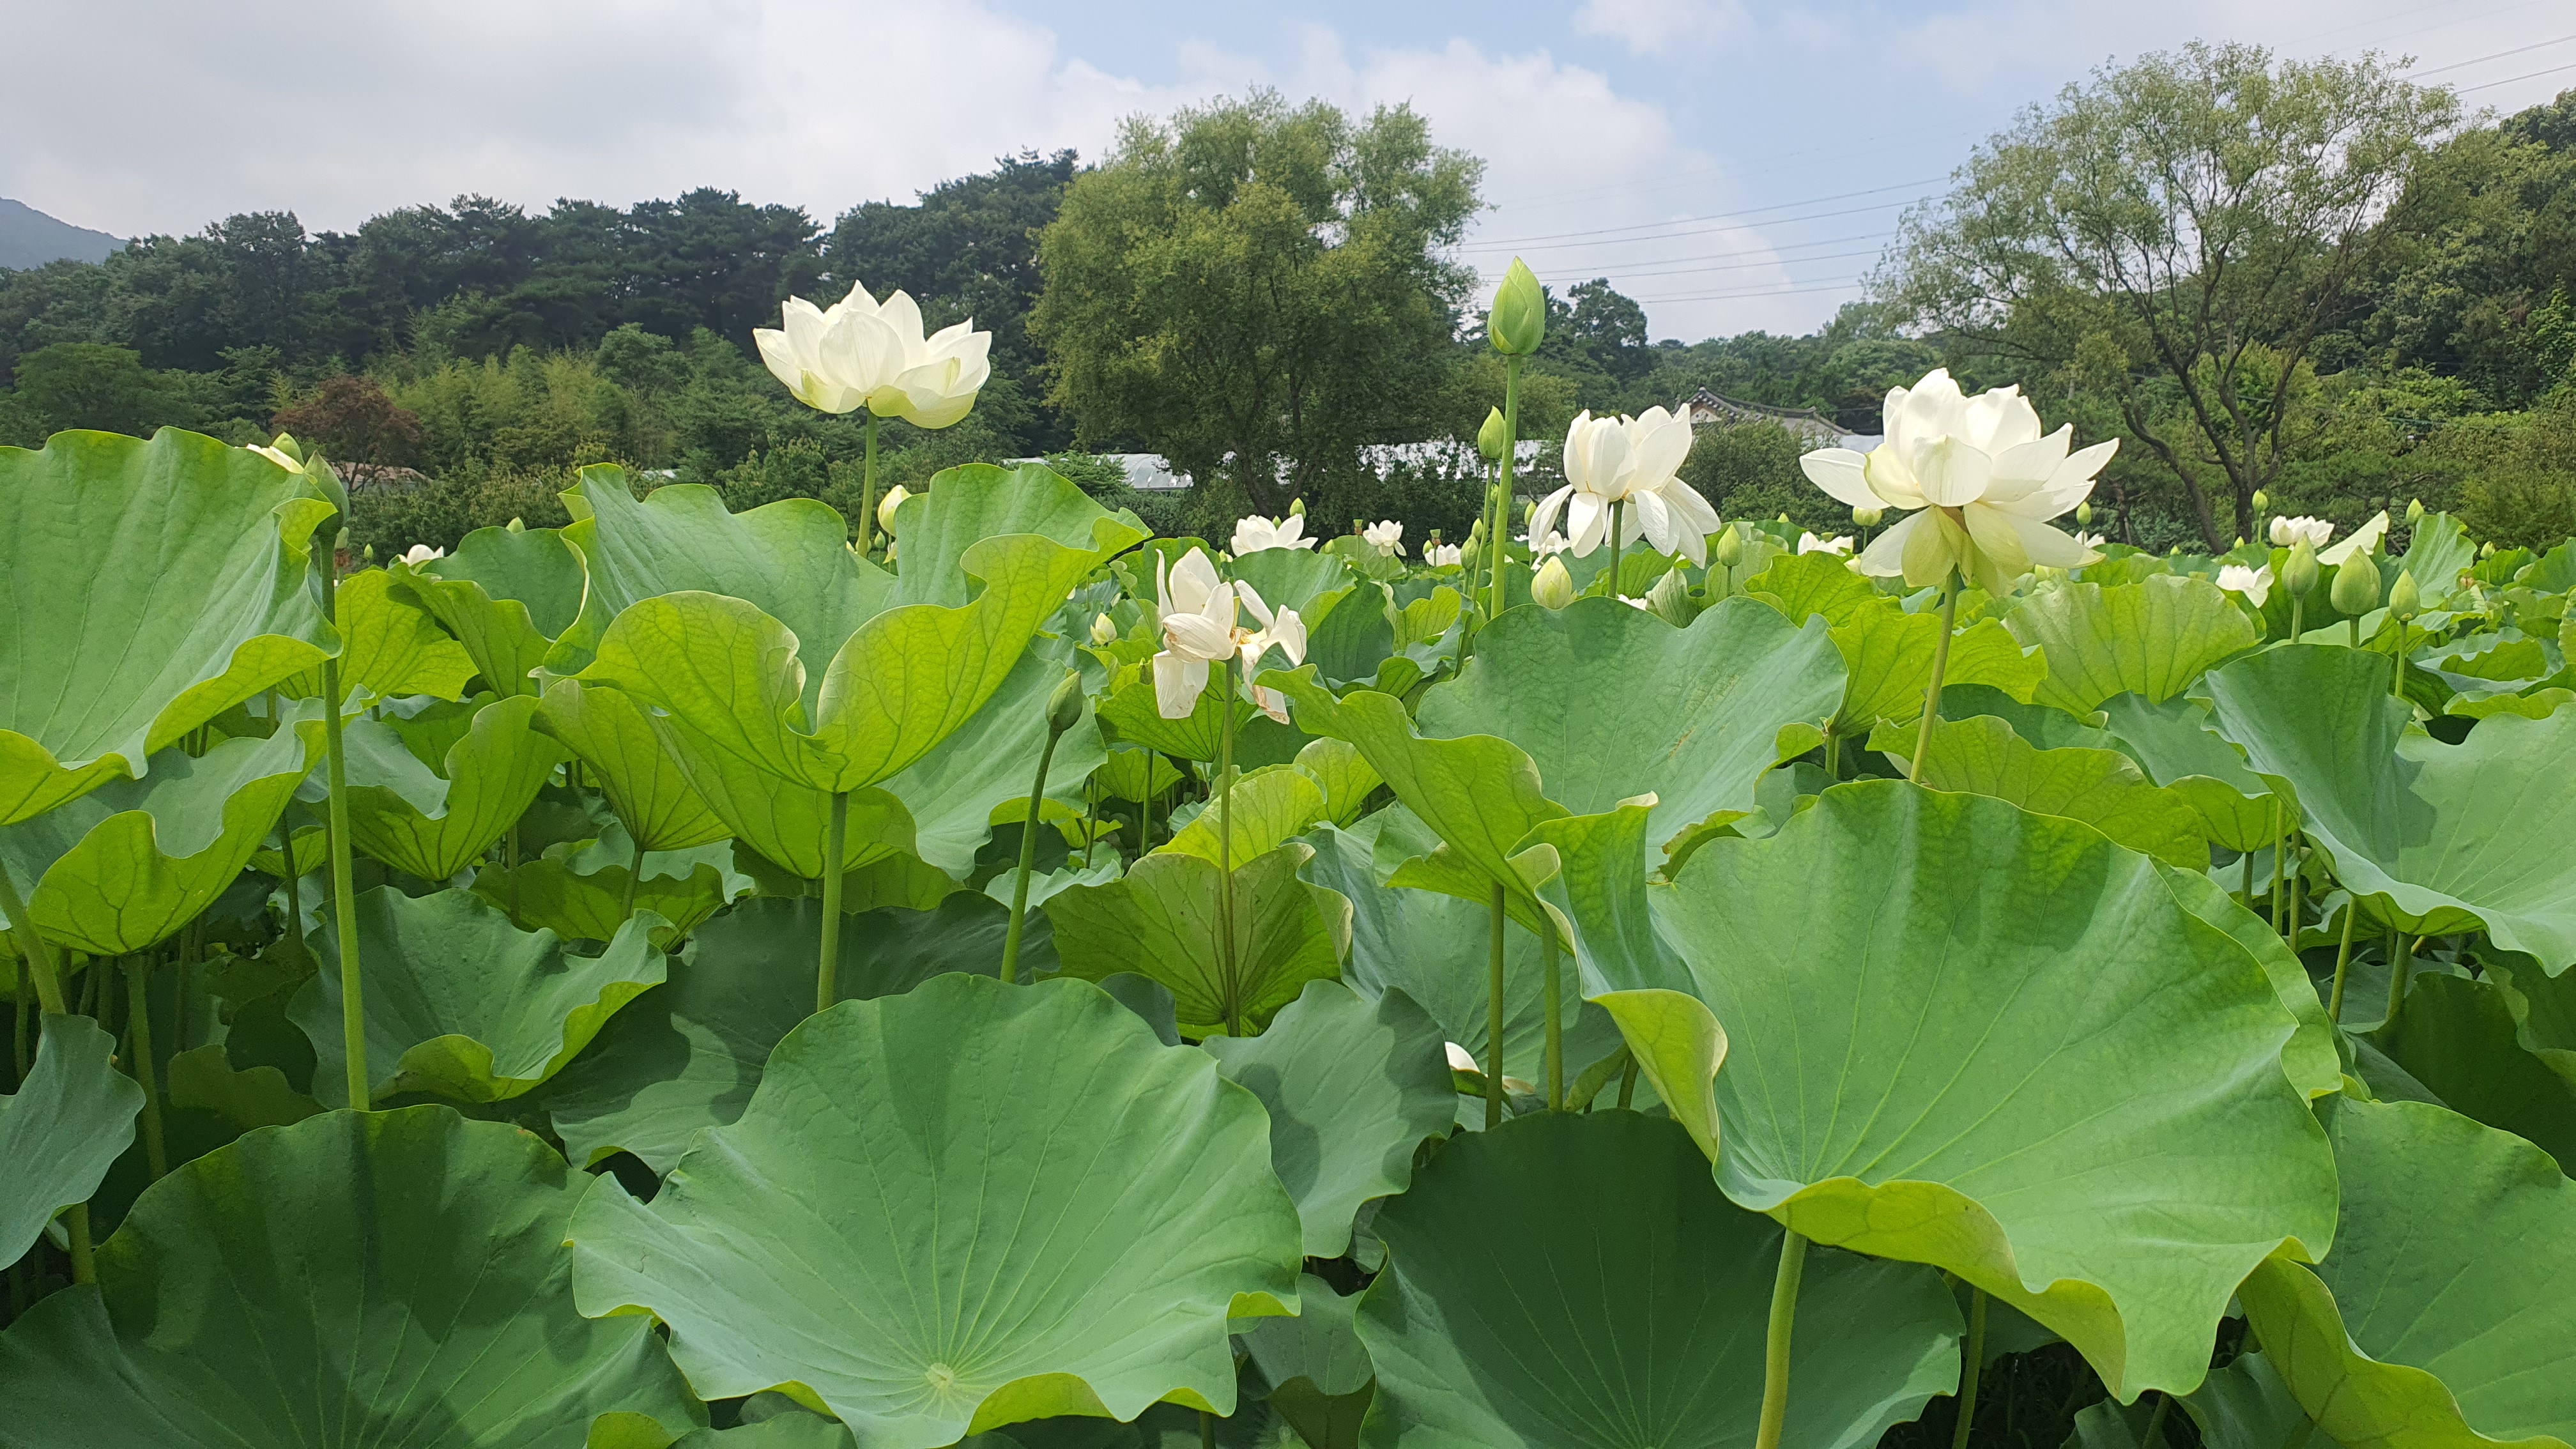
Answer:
top-left (1000, 675), bottom-right (1085, 985)
top-left (1483, 259), bottom-right (1544, 634)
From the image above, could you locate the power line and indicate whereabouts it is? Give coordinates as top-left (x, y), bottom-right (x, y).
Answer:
top-left (2459, 59), bottom-right (2576, 93)
top-left (1627, 277), bottom-right (1871, 305)
top-left (1473, 229), bottom-right (1896, 277)
top-left (2406, 32), bottom-right (2576, 79)
top-left (1459, 177), bottom-right (1944, 250)
top-left (1459, 197), bottom-right (1928, 258)
top-left (1480, 246), bottom-right (1890, 286)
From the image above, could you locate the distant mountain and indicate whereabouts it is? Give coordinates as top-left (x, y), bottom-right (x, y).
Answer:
top-left (0, 198), bottom-right (125, 270)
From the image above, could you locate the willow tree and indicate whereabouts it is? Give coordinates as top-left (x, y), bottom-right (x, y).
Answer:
top-left (1887, 43), bottom-right (2456, 548)
top-left (1031, 91), bottom-right (1482, 518)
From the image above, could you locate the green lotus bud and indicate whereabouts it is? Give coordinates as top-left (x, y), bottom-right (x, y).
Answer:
top-left (2406, 498), bottom-right (2425, 525)
top-left (1853, 505), bottom-right (1883, 528)
top-left (1714, 525), bottom-right (1744, 569)
top-left (2281, 539), bottom-right (2320, 597)
top-left (1489, 258), bottom-right (1545, 355)
top-left (1046, 672), bottom-right (1085, 735)
top-left (362, 544), bottom-right (375, 563)
top-left (1645, 565), bottom-right (1692, 626)
top-left (2388, 569), bottom-right (2422, 620)
top-left (2479, 540), bottom-right (2496, 558)
top-left (1532, 555), bottom-right (1575, 610)
top-left (267, 433), bottom-right (307, 465)
top-left (505, 516), bottom-right (526, 532)
top-left (2251, 489), bottom-right (2269, 513)
top-left (1776, 512), bottom-right (1791, 523)
top-left (1466, 516), bottom-right (1484, 546)
top-left (1289, 496), bottom-right (1305, 518)
top-left (1088, 612), bottom-right (1117, 647)
top-left (2234, 537), bottom-right (2246, 549)
top-left (2330, 557), bottom-right (2380, 616)
top-left (1477, 406), bottom-right (1509, 463)
top-left (2074, 500), bottom-right (2093, 526)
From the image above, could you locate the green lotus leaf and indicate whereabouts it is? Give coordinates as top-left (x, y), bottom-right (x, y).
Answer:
top-left (2154, 862), bottom-right (2344, 1100)
top-left (1295, 738), bottom-right (1381, 827)
top-left (1165, 766), bottom-right (1330, 868)
top-left (1227, 546), bottom-right (1356, 617)
top-left (540, 893), bottom-right (1028, 1172)
top-left (252, 820), bottom-right (327, 880)
top-left (1588, 781), bottom-right (2336, 1399)
top-left (1202, 979), bottom-right (1454, 1257)
top-left (2237, 1098), bottom-right (2576, 1449)
top-left (889, 461), bottom-right (1147, 610)
top-left (1304, 583), bottom-right (1398, 690)
top-left (1414, 596), bottom-right (1843, 863)
top-left (1096, 744), bottom-right (1183, 804)
top-left (1046, 842), bottom-right (1350, 1037)
top-left (2400, 512), bottom-right (2480, 606)
top-left (1860, 712), bottom-right (2208, 866)
top-left (1241, 1273), bottom-right (1374, 1449)
top-left (534, 677), bottom-right (731, 850)
top-left (280, 567), bottom-right (478, 703)
top-left (1271, 669), bottom-right (1565, 936)
top-left (473, 853), bottom-right (731, 946)
top-left (546, 467), bottom-right (894, 678)
top-left (1095, 667), bottom-right (1296, 764)
top-left (1356, 1111), bottom-right (1963, 1449)
top-left (341, 693), bottom-right (571, 880)
top-left (2177, 1353), bottom-right (2317, 1449)
top-left (0, 1014), bottom-right (142, 1265)
top-left (2095, 693), bottom-right (2280, 852)
top-left (163, 1042), bottom-right (320, 1137)
top-left (2382, 972), bottom-right (2576, 1172)
top-left (2004, 576), bottom-right (2259, 714)
top-left (2204, 645), bottom-right (2576, 972)
top-left (1745, 547), bottom-right (1883, 627)
top-left (0, 429), bottom-right (337, 825)
top-left (567, 974), bottom-right (1303, 1443)
top-left (294, 885), bottom-right (667, 1105)
top-left (0, 1107), bottom-right (701, 1446)
top-left (2486, 954), bottom-right (2576, 1090)
top-left (0, 721), bottom-right (312, 956)
top-left (390, 521), bottom-right (588, 696)
top-left (1828, 597), bottom-right (2046, 735)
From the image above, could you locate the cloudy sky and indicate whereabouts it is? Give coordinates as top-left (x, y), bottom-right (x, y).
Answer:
top-left (6, 0), bottom-right (2572, 341)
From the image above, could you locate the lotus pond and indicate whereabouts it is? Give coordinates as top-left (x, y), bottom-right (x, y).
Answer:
top-left (3, 414), bottom-right (2576, 1449)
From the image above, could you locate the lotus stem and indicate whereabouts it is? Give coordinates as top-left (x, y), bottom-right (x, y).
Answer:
top-left (2327, 895), bottom-right (2361, 1025)
top-left (1484, 882), bottom-right (1510, 1128)
top-left (816, 790), bottom-right (850, 1014)
top-left (1606, 500), bottom-right (1627, 601)
top-left (1908, 572), bottom-right (1963, 784)
top-left (1951, 1288), bottom-right (1988, 1449)
top-left (1618, 1055), bottom-right (1639, 1109)
top-left (2390, 625), bottom-right (2407, 700)
top-left (1199, 1410), bottom-right (1216, 1449)
top-left (621, 831), bottom-right (647, 920)
top-left (2349, 617), bottom-right (2361, 648)
top-left (1542, 925), bottom-right (1564, 1110)
top-left (2239, 848), bottom-right (2255, 914)
top-left (2286, 830), bottom-right (2307, 943)
top-left (2141, 1391), bottom-right (2174, 1448)
top-left (1824, 730), bottom-right (1841, 781)
top-left (1487, 353), bottom-right (1522, 630)
top-left (1000, 723), bottom-right (1067, 987)
top-left (2269, 801), bottom-right (2288, 935)
top-left (2288, 594), bottom-right (2304, 643)
top-left (0, 857), bottom-right (68, 1018)
top-left (124, 958), bottom-right (167, 1180)
top-left (319, 655), bottom-right (368, 1113)
top-left (2384, 931), bottom-right (2416, 1032)
top-left (1755, 1229), bottom-right (1811, 1449)
top-left (1218, 657), bottom-right (1242, 1036)
top-left (861, 411), bottom-right (882, 557)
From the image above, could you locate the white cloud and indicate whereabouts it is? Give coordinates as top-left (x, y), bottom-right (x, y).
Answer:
top-left (1572, 0), bottom-right (1753, 54)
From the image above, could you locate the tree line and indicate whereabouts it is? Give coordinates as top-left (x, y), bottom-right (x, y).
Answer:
top-left (1, 64), bottom-right (2572, 556)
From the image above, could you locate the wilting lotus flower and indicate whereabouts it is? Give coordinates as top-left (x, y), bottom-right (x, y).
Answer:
top-left (1150, 549), bottom-right (1305, 721)
top-left (1362, 520), bottom-right (1407, 557)
top-left (2269, 515), bottom-right (2333, 549)
top-left (2218, 563), bottom-right (2274, 608)
top-left (1533, 408), bottom-right (1719, 564)
top-left (2319, 510), bottom-right (2389, 567)
top-left (1425, 542), bottom-right (1464, 567)
top-left (756, 280), bottom-right (993, 429)
top-left (1797, 531), bottom-right (1853, 556)
top-left (1233, 513), bottom-right (1317, 554)
top-left (1798, 368), bottom-right (2115, 593)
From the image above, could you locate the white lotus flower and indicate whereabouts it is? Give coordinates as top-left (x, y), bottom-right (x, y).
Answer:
top-left (1797, 368), bottom-right (2117, 593)
top-left (1426, 543), bottom-right (1463, 567)
top-left (1149, 549), bottom-right (1305, 722)
top-left (753, 288), bottom-right (871, 413)
top-left (396, 544), bottom-right (445, 566)
top-left (877, 484), bottom-right (910, 534)
top-left (1232, 513), bottom-right (1317, 554)
top-left (2217, 563), bottom-right (2274, 608)
top-left (1528, 528), bottom-right (1570, 558)
top-left (1531, 408), bottom-right (1719, 564)
top-left (1233, 581), bottom-right (1307, 724)
top-left (2269, 515), bottom-right (2333, 549)
top-left (2319, 510), bottom-right (2389, 567)
top-left (1363, 520), bottom-right (1407, 557)
top-left (1797, 531), bottom-right (1853, 556)
top-left (1088, 612), bottom-right (1118, 646)
top-left (756, 280), bottom-right (993, 429)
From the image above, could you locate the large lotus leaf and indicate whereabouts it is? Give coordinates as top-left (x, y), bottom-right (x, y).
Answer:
top-left (533, 677), bottom-right (730, 850)
top-left (1860, 712), bottom-right (2207, 867)
top-left (1271, 669), bottom-right (1565, 937)
top-left (1357, 1112), bottom-right (1963, 1449)
top-left (2204, 645), bottom-right (2576, 972)
top-left (1415, 596), bottom-right (1843, 862)
top-left (2237, 1098), bottom-right (2576, 1449)
top-left (1828, 597), bottom-right (2047, 734)
top-left (889, 461), bottom-right (1147, 610)
top-left (2003, 576), bottom-right (2258, 714)
top-left (2487, 955), bottom-right (2576, 1091)
top-left (0, 1107), bottom-right (701, 1446)
top-left (341, 693), bottom-right (571, 880)
top-left (1096, 668), bottom-right (1270, 763)
top-left (2095, 692), bottom-right (2280, 852)
top-left (1607, 781), bottom-right (2335, 1399)
top-left (567, 974), bottom-right (1303, 1443)
top-left (280, 567), bottom-right (478, 703)
top-left (293, 885), bottom-right (666, 1105)
top-left (2176, 1353), bottom-right (2316, 1449)
top-left (1229, 546), bottom-right (1357, 618)
top-left (2400, 512), bottom-right (2480, 606)
top-left (2154, 862), bottom-right (2345, 1100)
top-left (1095, 744), bottom-right (1183, 805)
top-left (1163, 765), bottom-right (1330, 869)
top-left (0, 429), bottom-right (337, 824)
top-left (2382, 972), bottom-right (2576, 1173)
top-left (1045, 842), bottom-right (1351, 1037)
top-left (546, 468), bottom-right (894, 681)
top-left (472, 853), bottom-right (732, 946)
top-left (1745, 548), bottom-right (1883, 627)
top-left (1296, 738), bottom-right (1381, 827)
top-left (540, 893), bottom-right (1027, 1172)
top-left (1241, 1273), bottom-right (1374, 1449)
top-left (0, 721), bottom-right (312, 956)
top-left (390, 522), bottom-right (588, 696)
top-left (0, 1014), bottom-right (142, 1266)
top-left (1201, 979), bottom-right (1454, 1257)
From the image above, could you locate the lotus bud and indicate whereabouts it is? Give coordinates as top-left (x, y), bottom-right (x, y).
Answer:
top-left (1777, 512), bottom-right (1791, 523)
top-left (1645, 565), bottom-right (1692, 626)
top-left (1488, 258), bottom-right (1545, 355)
top-left (506, 517), bottom-right (526, 532)
top-left (362, 544), bottom-right (375, 562)
top-left (1531, 556), bottom-right (1575, 610)
top-left (2074, 500), bottom-right (2094, 526)
top-left (2281, 539), bottom-right (2320, 598)
top-left (1045, 672), bottom-right (1086, 736)
top-left (2388, 569), bottom-right (2422, 620)
top-left (1477, 406), bottom-right (1509, 463)
top-left (2251, 489), bottom-right (2269, 513)
top-left (1289, 496), bottom-right (1305, 518)
top-left (2234, 537), bottom-right (2246, 549)
top-left (1466, 516), bottom-right (1484, 546)
top-left (1853, 504), bottom-right (1883, 528)
top-left (1088, 613), bottom-right (1117, 647)
top-left (2330, 558), bottom-right (2380, 616)
top-left (1714, 525), bottom-right (1745, 569)
top-left (878, 484), bottom-right (910, 533)
top-left (2479, 540), bottom-right (2496, 558)
top-left (2407, 498), bottom-right (2426, 525)
top-left (1522, 500), bottom-right (1537, 527)
top-left (267, 433), bottom-right (307, 465)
